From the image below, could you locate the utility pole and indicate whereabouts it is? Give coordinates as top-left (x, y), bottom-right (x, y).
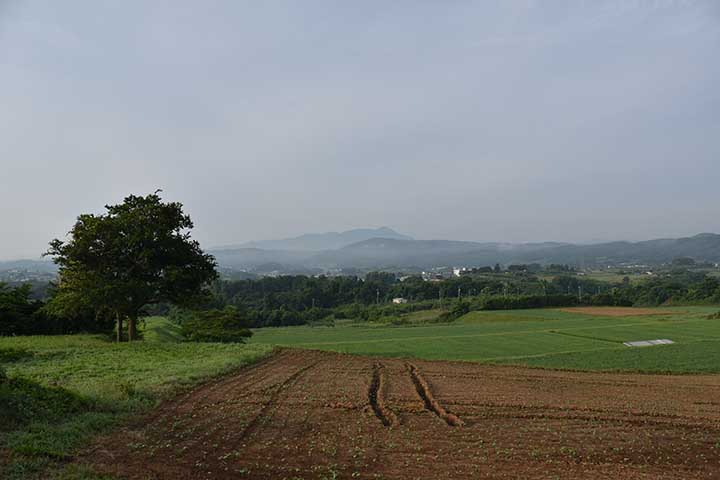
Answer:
top-left (578, 285), bottom-right (583, 301)
top-left (376, 289), bottom-right (380, 305)
top-left (458, 287), bottom-right (461, 300)
top-left (312, 298), bottom-right (315, 309)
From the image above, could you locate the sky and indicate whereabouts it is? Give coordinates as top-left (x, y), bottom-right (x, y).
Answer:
top-left (1, 0), bottom-right (719, 259)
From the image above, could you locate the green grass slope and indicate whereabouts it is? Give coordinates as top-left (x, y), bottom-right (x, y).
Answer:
top-left (251, 306), bottom-right (720, 373)
top-left (0, 318), bottom-right (272, 479)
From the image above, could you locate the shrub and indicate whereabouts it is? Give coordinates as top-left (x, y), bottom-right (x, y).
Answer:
top-left (307, 315), bottom-right (335, 327)
top-left (181, 307), bottom-right (253, 343)
top-left (0, 284), bottom-right (41, 336)
top-left (389, 316), bottom-right (411, 326)
top-left (437, 301), bottom-right (470, 322)
top-left (167, 305), bottom-right (197, 325)
top-left (481, 294), bottom-right (577, 310)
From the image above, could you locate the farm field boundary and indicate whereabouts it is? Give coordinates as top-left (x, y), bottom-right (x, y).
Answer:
top-left (81, 349), bottom-right (720, 479)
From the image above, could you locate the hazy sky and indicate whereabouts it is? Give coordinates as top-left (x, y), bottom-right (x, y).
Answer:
top-left (1, 1), bottom-right (719, 259)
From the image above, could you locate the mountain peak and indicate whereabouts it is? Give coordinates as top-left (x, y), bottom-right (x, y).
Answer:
top-left (218, 227), bottom-right (413, 252)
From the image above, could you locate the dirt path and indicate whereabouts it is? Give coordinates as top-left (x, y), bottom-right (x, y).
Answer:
top-left (82, 349), bottom-right (720, 479)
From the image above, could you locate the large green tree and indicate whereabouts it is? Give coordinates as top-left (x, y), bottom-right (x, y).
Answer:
top-left (46, 192), bottom-right (217, 341)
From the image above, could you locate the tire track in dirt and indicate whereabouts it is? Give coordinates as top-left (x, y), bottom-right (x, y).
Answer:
top-left (151, 351), bottom-right (314, 460)
top-left (81, 350), bottom-right (298, 462)
top-left (233, 356), bottom-right (324, 442)
top-left (407, 363), bottom-right (464, 427)
top-left (368, 363), bottom-right (398, 427)
top-left (83, 351), bottom-right (720, 479)
top-left (169, 352), bottom-right (319, 459)
top-left (149, 349), bottom-right (294, 424)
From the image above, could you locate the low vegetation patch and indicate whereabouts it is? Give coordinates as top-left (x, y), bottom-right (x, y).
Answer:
top-left (181, 306), bottom-right (253, 343)
top-left (0, 327), bottom-right (272, 479)
top-left (0, 348), bottom-right (33, 363)
top-left (0, 377), bottom-right (88, 434)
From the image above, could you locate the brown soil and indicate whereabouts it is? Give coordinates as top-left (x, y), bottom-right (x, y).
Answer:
top-left (80, 349), bottom-right (720, 479)
top-left (559, 307), bottom-right (674, 317)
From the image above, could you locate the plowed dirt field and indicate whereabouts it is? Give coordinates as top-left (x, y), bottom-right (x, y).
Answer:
top-left (83, 349), bottom-right (720, 479)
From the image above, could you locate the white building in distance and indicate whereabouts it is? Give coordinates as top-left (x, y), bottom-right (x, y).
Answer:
top-left (453, 267), bottom-right (469, 277)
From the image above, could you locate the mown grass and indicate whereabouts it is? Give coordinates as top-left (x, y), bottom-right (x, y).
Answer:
top-left (251, 306), bottom-right (720, 372)
top-left (0, 319), bottom-right (273, 479)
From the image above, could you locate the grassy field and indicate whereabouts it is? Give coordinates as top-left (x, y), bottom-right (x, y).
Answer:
top-left (0, 318), bottom-right (272, 479)
top-left (5, 307), bottom-right (720, 478)
top-left (251, 306), bottom-right (720, 373)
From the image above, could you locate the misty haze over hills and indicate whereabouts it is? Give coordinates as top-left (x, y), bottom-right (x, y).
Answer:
top-left (5, 229), bottom-right (720, 277)
top-left (208, 230), bottom-right (720, 273)
top-left (215, 227), bottom-right (413, 251)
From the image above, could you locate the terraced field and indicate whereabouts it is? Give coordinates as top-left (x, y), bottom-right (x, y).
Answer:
top-left (82, 349), bottom-right (720, 479)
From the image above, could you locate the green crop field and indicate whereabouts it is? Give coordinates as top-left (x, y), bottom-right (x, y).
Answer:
top-left (0, 318), bottom-right (272, 480)
top-left (251, 306), bottom-right (720, 373)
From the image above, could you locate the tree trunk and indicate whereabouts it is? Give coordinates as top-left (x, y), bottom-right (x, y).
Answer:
top-left (128, 316), bottom-right (137, 342)
top-left (116, 313), bottom-right (123, 343)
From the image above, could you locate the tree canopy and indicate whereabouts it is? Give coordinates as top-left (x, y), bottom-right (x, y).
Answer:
top-left (0, 283), bottom-right (39, 336)
top-left (45, 192), bottom-right (217, 341)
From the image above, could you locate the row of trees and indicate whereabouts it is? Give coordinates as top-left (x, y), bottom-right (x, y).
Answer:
top-left (202, 270), bottom-right (720, 328)
top-left (210, 272), bottom-right (610, 310)
top-left (0, 283), bottom-right (43, 336)
top-left (0, 283), bottom-right (111, 336)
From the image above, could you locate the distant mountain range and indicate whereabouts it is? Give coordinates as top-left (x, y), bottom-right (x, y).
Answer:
top-left (210, 231), bottom-right (720, 272)
top-left (215, 227), bottom-right (413, 251)
top-left (5, 231), bottom-right (720, 277)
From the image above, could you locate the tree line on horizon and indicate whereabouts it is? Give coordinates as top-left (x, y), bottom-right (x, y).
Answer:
top-left (3, 192), bottom-right (720, 338)
top-left (4, 264), bottom-right (720, 335)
